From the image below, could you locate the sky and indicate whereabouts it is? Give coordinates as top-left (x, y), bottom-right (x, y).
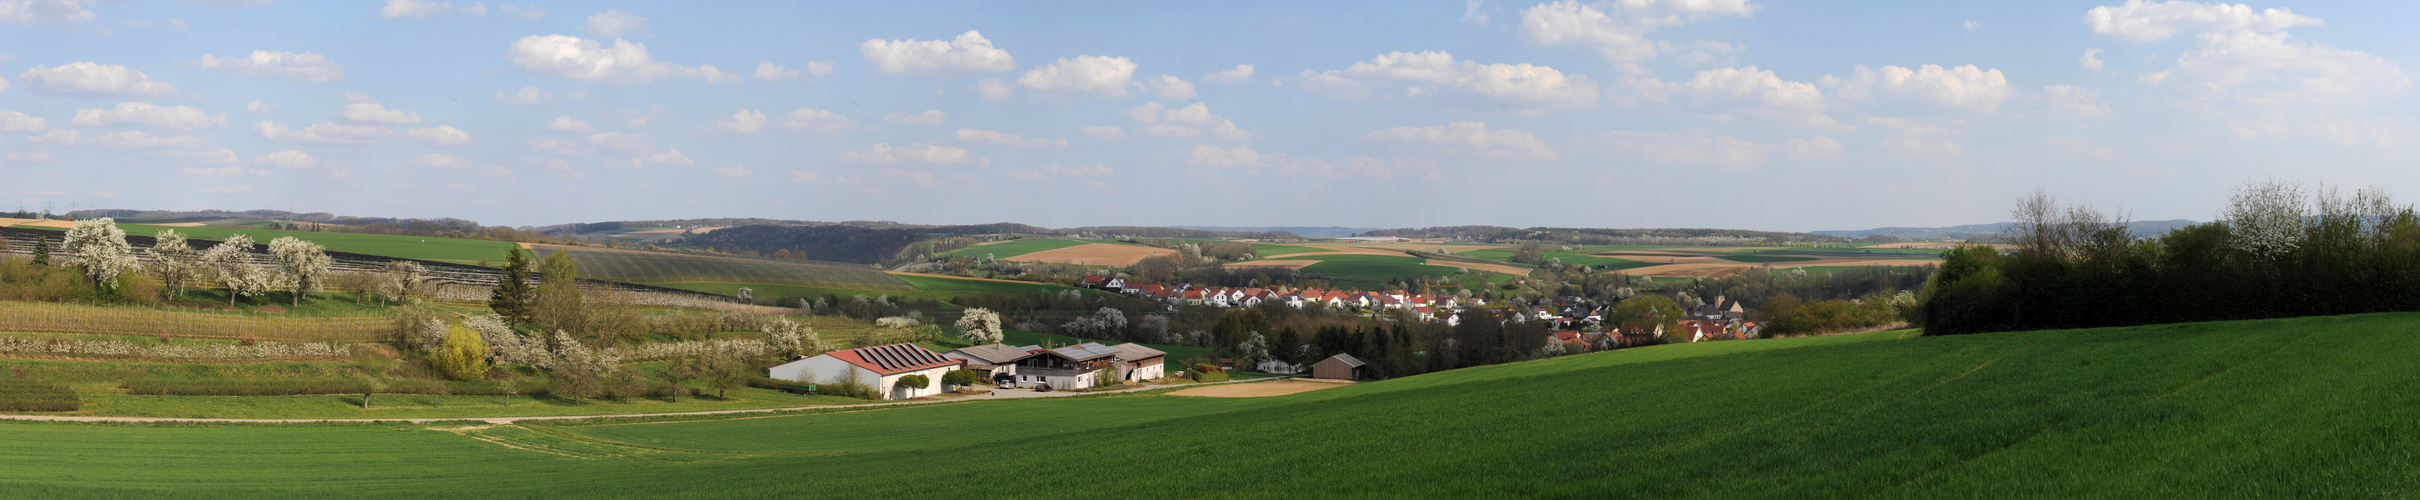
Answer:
top-left (3, 0), bottom-right (2418, 231)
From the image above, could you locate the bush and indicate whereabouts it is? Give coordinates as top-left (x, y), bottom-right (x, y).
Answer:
top-left (941, 369), bottom-right (982, 388)
top-left (0, 379), bottom-right (79, 412)
top-left (125, 379), bottom-right (544, 396)
top-left (896, 374), bottom-right (930, 391)
top-left (1192, 370), bottom-right (1229, 383)
top-left (428, 326), bottom-right (492, 380)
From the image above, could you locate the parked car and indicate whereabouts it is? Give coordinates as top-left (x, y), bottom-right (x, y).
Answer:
top-left (1034, 383), bottom-right (1053, 392)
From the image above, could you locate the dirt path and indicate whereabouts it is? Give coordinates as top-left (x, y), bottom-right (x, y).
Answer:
top-left (1170, 379), bottom-right (1352, 397)
top-left (0, 377), bottom-right (1291, 425)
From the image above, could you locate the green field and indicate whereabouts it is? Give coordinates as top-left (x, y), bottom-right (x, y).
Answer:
top-left (0, 312), bottom-right (2411, 496)
top-left (1248, 243), bottom-right (1323, 256)
top-left (1270, 254), bottom-right (1484, 289)
top-left (1457, 249), bottom-right (1649, 269)
top-left (936, 238), bottom-right (1089, 259)
top-left (18, 223), bottom-right (522, 266)
top-left (1714, 254), bottom-right (1822, 263)
top-left (531, 245), bottom-right (909, 292)
top-left (670, 274), bottom-right (1113, 307)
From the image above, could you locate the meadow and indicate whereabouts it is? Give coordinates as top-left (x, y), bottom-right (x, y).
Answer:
top-left (533, 246), bottom-right (910, 292)
top-left (0, 312), bottom-right (2409, 496)
top-left (110, 223), bottom-right (517, 266)
top-left (936, 238), bottom-right (1089, 259)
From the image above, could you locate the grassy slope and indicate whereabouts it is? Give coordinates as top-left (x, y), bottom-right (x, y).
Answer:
top-left (1, 313), bottom-right (2416, 496)
top-left (108, 223), bottom-right (517, 266)
top-left (670, 274), bottom-right (1112, 308)
top-left (1715, 254), bottom-right (1822, 263)
top-left (936, 238), bottom-right (1088, 259)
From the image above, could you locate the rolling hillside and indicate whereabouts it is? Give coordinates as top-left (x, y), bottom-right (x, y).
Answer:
top-left (0, 312), bottom-right (2410, 496)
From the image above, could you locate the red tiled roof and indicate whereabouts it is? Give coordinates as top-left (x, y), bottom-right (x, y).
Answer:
top-left (826, 343), bottom-right (963, 375)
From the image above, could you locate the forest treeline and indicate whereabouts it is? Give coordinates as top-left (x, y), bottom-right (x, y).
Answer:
top-left (1359, 226), bottom-right (1847, 245)
top-left (1920, 181), bottom-right (2420, 335)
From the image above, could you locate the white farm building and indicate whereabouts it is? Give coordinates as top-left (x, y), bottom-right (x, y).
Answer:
top-left (769, 343), bottom-right (965, 400)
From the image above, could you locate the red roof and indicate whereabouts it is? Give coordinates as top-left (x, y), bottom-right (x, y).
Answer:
top-left (1549, 331), bottom-right (1582, 342)
top-left (826, 343), bottom-right (962, 375)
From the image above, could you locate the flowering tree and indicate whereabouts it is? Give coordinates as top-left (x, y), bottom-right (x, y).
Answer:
top-left (377, 260), bottom-right (426, 304)
top-left (200, 234), bottom-right (270, 306)
top-left (464, 314), bottom-right (548, 366)
top-left (953, 307), bottom-right (1004, 344)
top-left (147, 229), bottom-right (202, 298)
top-left (60, 218), bottom-right (137, 290)
top-left (761, 316), bottom-right (819, 358)
top-left (1237, 332), bottom-right (1271, 370)
top-left (268, 237), bottom-right (332, 306)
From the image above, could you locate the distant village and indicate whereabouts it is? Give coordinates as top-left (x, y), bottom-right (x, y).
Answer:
top-left (1081, 275), bottom-right (1765, 351)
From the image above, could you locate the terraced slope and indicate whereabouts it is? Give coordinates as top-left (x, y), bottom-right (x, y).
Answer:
top-left (530, 245), bottom-right (909, 291)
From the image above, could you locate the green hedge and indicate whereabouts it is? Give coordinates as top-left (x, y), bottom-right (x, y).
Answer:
top-left (126, 379), bottom-right (546, 396)
top-left (1191, 370), bottom-right (1229, 383)
top-left (0, 379), bottom-right (79, 412)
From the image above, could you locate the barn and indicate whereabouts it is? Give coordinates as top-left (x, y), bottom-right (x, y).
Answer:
top-left (769, 343), bottom-right (965, 400)
top-left (1310, 353), bottom-right (1366, 381)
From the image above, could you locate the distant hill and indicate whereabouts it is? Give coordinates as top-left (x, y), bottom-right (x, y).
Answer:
top-left (1171, 226), bottom-right (1381, 238)
top-left (1815, 219), bottom-right (2199, 240)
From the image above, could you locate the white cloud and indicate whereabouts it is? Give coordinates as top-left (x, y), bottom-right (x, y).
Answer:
top-left (412, 153), bottom-right (513, 178)
top-left (181, 51), bottom-right (344, 83)
top-left (3, 150), bottom-right (53, 162)
top-left (1298, 51), bottom-right (1598, 114)
top-left (1619, 66), bottom-right (1838, 127)
top-left (1146, 75), bottom-right (1196, 100)
top-left (585, 132), bottom-right (692, 168)
top-left (250, 149), bottom-right (317, 169)
top-left (407, 125), bottom-right (471, 146)
top-left (1004, 163), bottom-right (1112, 181)
top-left (17, 63), bottom-right (179, 98)
top-left (1592, 130), bottom-right (1776, 166)
top-left (69, 102), bottom-right (224, 130)
top-left (712, 165), bottom-right (753, 178)
top-left (706, 109), bottom-right (768, 135)
top-left (86, 130), bottom-right (210, 149)
top-left (2043, 85), bottom-right (2113, 118)
top-left (492, 86), bottom-right (579, 105)
top-left (973, 78), bottom-right (1014, 101)
top-left (1018, 55), bottom-right (1138, 99)
top-left (255, 120), bottom-right (393, 145)
top-left (1360, 121), bottom-right (1557, 160)
top-left (498, 4), bottom-right (545, 19)
top-left (2139, 29), bottom-right (2408, 106)
top-left (954, 129), bottom-right (1063, 148)
top-left (2084, 0), bottom-right (2321, 42)
top-left (0, 110), bottom-right (45, 133)
top-left (507, 35), bottom-right (729, 84)
top-left (883, 110), bottom-right (947, 126)
top-left (1124, 102), bottom-right (1252, 141)
top-left (1461, 0), bottom-right (1491, 25)
top-left (245, 99), bottom-right (276, 115)
top-left (1183, 144), bottom-right (1293, 170)
top-left (1826, 64), bottom-right (2017, 112)
top-left (753, 62), bottom-right (801, 82)
top-left (777, 108), bottom-right (858, 135)
top-left (1884, 135), bottom-right (1966, 155)
top-left (1517, 0), bottom-right (1758, 65)
top-left (543, 115), bottom-right (593, 133)
top-left (1205, 64), bottom-right (1254, 84)
top-left (2080, 48), bottom-right (2106, 70)
top-left (520, 137), bottom-right (590, 156)
top-left (202, 184), bottom-right (256, 195)
top-left (338, 101), bottom-right (422, 124)
top-left (579, 10), bottom-right (647, 38)
top-left (1786, 136), bottom-right (1843, 157)
top-left (860, 30), bottom-right (1016, 76)
top-left (0, 0), bottom-right (96, 25)
top-left (1079, 125), bottom-right (1124, 141)
top-left (839, 142), bottom-right (971, 165)
top-left (378, 0), bottom-right (451, 19)
top-left (1964, 20), bottom-right (1980, 31)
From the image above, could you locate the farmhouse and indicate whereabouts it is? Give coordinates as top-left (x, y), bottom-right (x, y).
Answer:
top-left (1311, 353), bottom-right (1366, 381)
top-left (1010, 342), bottom-right (1124, 390)
top-left (770, 343), bottom-right (965, 400)
top-left (942, 343), bottom-right (1041, 382)
top-left (1111, 343), bottom-right (1167, 381)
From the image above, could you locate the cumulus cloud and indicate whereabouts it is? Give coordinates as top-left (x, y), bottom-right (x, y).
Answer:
top-left (1019, 55), bottom-right (1139, 99)
top-left (181, 51), bottom-right (344, 83)
top-left (0, 0), bottom-right (96, 25)
top-left (378, 0), bottom-right (451, 19)
top-left (507, 35), bottom-right (734, 84)
top-left (411, 153), bottom-right (514, 178)
top-left (1004, 163), bottom-right (1112, 181)
top-left (493, 85), bottom-right (582, 105)
top-left (2081, 48), bottom-right (2105, 70)
top-left (255, 120), bottom-right (393, 145)
top-left (2084, 0), bottom-right (2320, 42)
top-left (1618, 66), bottom-right (1838, 127)
top-left (0, 110), bottom-right (46, 133)
top-left (972, 78), bottom-right (1014, 101)
top-left (777, 108), bottom-right (858, 135)
top-left (543, 115), bottom-right (593, 133)
top-left (753, 62), bottom-right (801, 82)
top-left (860, 30), bottom-right (1016, 76)
top-left (1298, 51), bottom-right (1598, 114)
top-left (1360, 121), bottom-right (1557, 160)
top-left (69, 102), bottom-right (224, 130)
top-left (1145, 75), bottom-right (1196, 100)
top-left (1124, 102), bottom-right (1251, 141)
top-left (579, 10), bottom-right (648, 38)
top-left (1079, 125), bottom-right (1125, 141)
top-left (1592, 130), bottom-right (1776, 166)
top-left (883, 110), bottom-right (946, 126)
top-left (839, 142), bottom-right (971, 165)
top-left (1826, 64), bottom-right (2017, 111)
top-left (245, 99), bottom-right (277, 115)
top-left (954, 129), bottom-right (1063, 148)
top-left (2139, 29), bottom-right (2408, 106)
top-left (85, 130), bottom-right (210, 149)
top-left (1786, 136), bottom-right (1843, 157)
top-left (1517, 0), bottom-right (1758, 65)
top-left (250, 149), bottom-right (317, 169)
top-left (1205, 64), bottom-right (1254, 84)
top-left (705, 109), bottom-right (768, 135)
top-left (17, 63), bottom-right (179, 98)
top-left (407, 125), bottom-right (471, 146)
top-left (338, 101), bottom-right (423, 124)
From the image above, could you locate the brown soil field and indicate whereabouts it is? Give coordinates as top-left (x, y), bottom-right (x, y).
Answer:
top-left (1224, 260), bottom-right (1320, 270)
top-left (14, 220), bottom-right (75, 229)
top-left (1869, 242), bottom-right (1969, 249)
top-left (1171, 379), bottom-right (1353, 398)
top-left (1425, 259), bottom-right (1533, 276)
top-left (0, 218), bottom-right (38, 228)
top-left (1004, 243), bottom-right (1178, 266)
top-left (153, 222), bottom-right (208, 227)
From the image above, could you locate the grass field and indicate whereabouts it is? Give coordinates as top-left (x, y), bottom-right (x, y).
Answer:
top-left (532, 246), bottom-right (909, 292)
top-left (1249, 243), bottom-right (1324, 256)
top-left (669, 274), bottom-right (1111, 308)
top-left (1714, 254), bottom-right (1822, 263)
top-left (0, 312), bottom-right (2411, 496)
top-left (1268, 254), bottom-right (1478, 289)
top-left (22, 223), bottom-right (521, 266)
top-left (936, 238), bottom-right (1089, 259)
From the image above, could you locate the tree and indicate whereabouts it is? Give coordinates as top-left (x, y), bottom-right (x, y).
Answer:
top-left (761, 316), bottom-right (819, 358)
top-left (489, 248), bottom-right (536, 328)
top-left (201, 234), bottom-right (269, 306)
top-left (657, 355), bottom-right (700, 402)
top-left (494, 379), bottom-right (521, 406)
top-left (60, 218), bottom-right (137, 290)
top-left (429, 325), bottom-right (493, 380)
top-left (147, 229), bottom-right (202, 299)
top-left (736, 287), bottom-right (754, 303)
top-left (703, 352), bottom-right (747, 399)
top-left (1091, 307), bottom-right (1127, 337)
top-left (355, 359), bottom-right (391, 409)
top-left (1237, 332), bottom-right (1271, 371)
top-left (31, 236), bottom-right (50, 266)
top-left (546, 331), bottom-right (611, 402)
top-left (954, 307), bottom-right (1005, 344)
top-left (895, 374), bottom-right (930, 397)
top-left (268, 236), bottom-right (332, 306)
top-left (941, 369), bottom-right (981, 390)
top-left (532, 251), bottom-right (589, 342)
top-left (379, 260), bottom-right (426, 304)
top-left (1610, 295), bottom-right (1684, 342)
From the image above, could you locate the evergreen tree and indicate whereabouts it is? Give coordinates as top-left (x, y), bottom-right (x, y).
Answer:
top-left (488, 248), bottom-right (536, 328)
top-left (31, 237), bottom-right (50, 266)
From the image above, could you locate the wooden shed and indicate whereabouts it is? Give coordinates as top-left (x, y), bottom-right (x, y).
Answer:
top-left (1310, 353), bottom-right (1366, 381)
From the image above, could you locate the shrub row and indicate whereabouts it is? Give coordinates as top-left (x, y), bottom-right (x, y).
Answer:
top-left (125, 379), bottom-right (547, 396)
top-left (0, 379), bottom-right (80, 412)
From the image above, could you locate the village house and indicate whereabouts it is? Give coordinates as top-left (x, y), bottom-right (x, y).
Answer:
top-left (1010, 342), bottom-right (1125, 390)
top-left (770, 343), bottom-right (965, 400)
top-left (942, 343), bottom-right (1041, 382)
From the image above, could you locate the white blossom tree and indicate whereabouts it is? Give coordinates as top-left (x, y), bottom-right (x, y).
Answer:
top-left (147, 229), bottom-right (203, 298)
top-left (60, 218), bottom-right (137, 290)
top-left (2225, 179), bottom-right (2308, 262)
top-left (201, 234), bottom-right (270, 306)
top-left (954, 308), bottom-right (1005, 344)
top-left (1090, 307), bottom-right (1127, 336)
top-left (1237, 332), bottom-right (1271, 370)
top-left (762, 316), bottom-right (823, 358)
top-left (377, 260), bottom-right (426, 304)
top-left (268, 236), bottom-right (333, 306)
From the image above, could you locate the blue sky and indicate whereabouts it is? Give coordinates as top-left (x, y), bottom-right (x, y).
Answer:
top-left (3, 0), bottom-right (2416, 231)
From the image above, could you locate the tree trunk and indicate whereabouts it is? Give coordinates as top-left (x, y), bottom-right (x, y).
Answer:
top-left (360, 392), bottom-right (371, 408)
